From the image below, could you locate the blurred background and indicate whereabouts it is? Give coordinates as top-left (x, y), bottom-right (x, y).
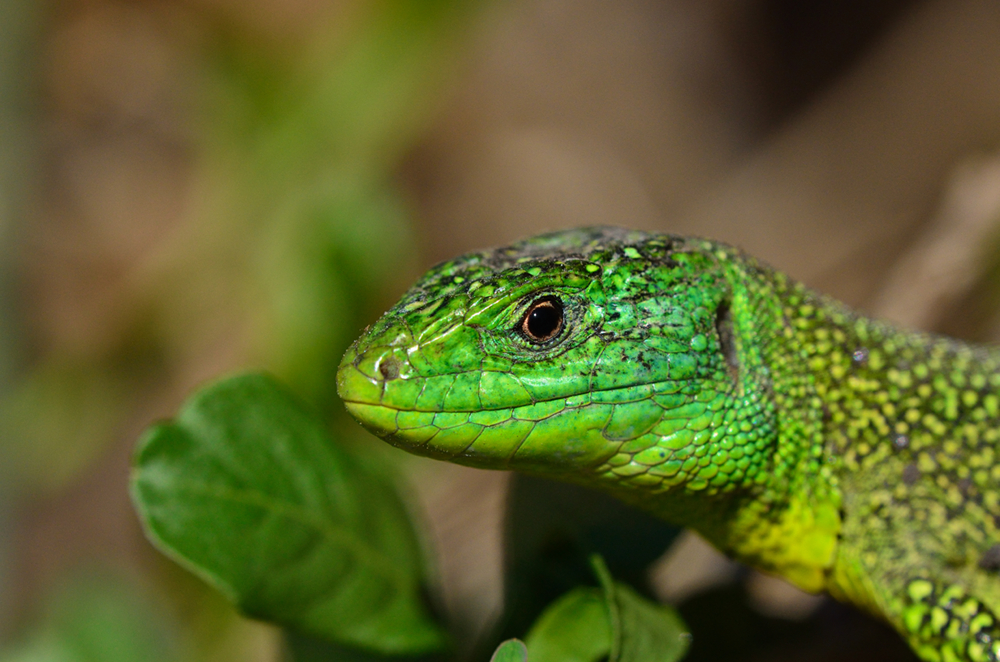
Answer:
top-left (1, 0), bottom-right (1000, 659)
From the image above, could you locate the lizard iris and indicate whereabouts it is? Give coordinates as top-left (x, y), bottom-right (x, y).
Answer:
top-left (337, 227), bottom-right (1000, 661)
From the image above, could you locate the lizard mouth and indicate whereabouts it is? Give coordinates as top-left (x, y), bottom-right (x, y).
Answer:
top-left (336, 343), bottom-right (621, 471)
top-left (336, 339), bottom-right (713, 480)
top-left (337, 340), bottom-right (520, 466)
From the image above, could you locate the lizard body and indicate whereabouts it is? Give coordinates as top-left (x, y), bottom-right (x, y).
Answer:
top-left (337, 227), bottom-right (1000, 661)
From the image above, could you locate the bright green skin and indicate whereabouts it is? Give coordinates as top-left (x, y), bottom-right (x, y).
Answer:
top-left (337, 227), bottom-right (1000, 661)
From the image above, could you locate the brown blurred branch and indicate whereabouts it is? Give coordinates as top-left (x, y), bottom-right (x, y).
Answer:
top-left (871, 154), bottom-right (1000, 329)
top-left (674, 0), bottom-right (1000, 305)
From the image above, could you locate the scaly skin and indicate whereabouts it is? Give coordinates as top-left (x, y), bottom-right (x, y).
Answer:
top-left (337, 227), bottom-right (1000, 661)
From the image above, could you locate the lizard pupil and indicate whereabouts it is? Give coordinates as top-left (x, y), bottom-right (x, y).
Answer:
top-left (521, 297), bottom-right (564, 343)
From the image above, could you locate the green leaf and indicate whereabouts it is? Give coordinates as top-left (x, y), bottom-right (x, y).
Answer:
top-left (489, 639), bottom-right (527, 662)
top-left (591, 556), bottom-right (690, 662)
top-left (130, 372), bottom-right (447, 655)
top-left (521, 557), bottom-right (690, 662)
top-left (524, 588), bottom-right (611, 662)
top-left (283, 630), bottom-right (441, 662)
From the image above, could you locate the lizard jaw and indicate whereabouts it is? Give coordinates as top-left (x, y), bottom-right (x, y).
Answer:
top-left (337, 343), bottom-right (617, 471)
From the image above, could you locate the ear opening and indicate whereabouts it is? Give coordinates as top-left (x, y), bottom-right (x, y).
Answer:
top-left (715, 301), bottom-right (740, 384)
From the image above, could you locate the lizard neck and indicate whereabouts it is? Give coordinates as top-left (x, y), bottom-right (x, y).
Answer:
top-left (705, 265), bottom-right (844, 592)
top-left (775, 276), bottom-right (1000, 608)
top-left (585, 261), bottom-right (847, 593)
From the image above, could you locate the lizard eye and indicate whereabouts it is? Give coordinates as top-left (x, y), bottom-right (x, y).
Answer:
top-left (519, 296), bottom-right (564, 344)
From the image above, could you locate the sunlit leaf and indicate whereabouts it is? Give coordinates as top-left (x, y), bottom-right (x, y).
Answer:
top-left (591, 556), bottom-right (690, 662)
top-left (520, 556), bottom-right (689, 662)
top-left (524, 588), bottom-right (611, 662)
top-left (489, 639), bottom-right (527, 662)
top-left (131, 372), bottom-right (446, 654)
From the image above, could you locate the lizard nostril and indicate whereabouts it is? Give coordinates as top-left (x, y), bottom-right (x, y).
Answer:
top-left (378, 357), bottom-right (400, 381)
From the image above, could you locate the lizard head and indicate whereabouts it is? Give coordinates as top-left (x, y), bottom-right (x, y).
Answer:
top-left (337, 227), bottom-right (777, 496)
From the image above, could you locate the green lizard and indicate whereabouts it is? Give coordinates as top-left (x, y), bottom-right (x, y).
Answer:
top-left (337, 227), bottom-right (1000, 661)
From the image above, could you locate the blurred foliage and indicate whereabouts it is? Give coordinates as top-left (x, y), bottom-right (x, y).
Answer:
top-left (0, 0), bottom-right (41, 390)
top-left (0, 0), bottom-right (44, 638)
top-left (1, 0), bottom-right (493, 660)
top-left (185, 0), bottom-right (485, 412)
top-left (0, 0), bottom-right (488, 497)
